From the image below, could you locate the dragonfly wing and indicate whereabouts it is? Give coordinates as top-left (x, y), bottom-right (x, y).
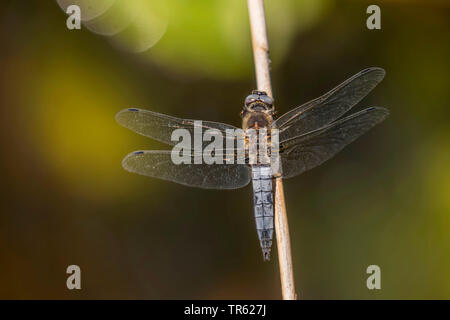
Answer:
top-left (279, 107), bottom-right (389, 179)
top-left (116, 108), bottom-right (241, 147)
top-left (122, 150), bottom-right (251, 189)
top-left (273, 67), bottom-right (385, 141)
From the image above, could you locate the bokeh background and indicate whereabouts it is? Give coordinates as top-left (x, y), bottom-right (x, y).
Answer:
top-left (1, 0), bottom-right (450, 299)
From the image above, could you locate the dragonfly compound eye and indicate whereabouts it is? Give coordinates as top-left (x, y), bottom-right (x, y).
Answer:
top-left (260, 95), bottom-right (274, 106)
top-left (245, 94), bottom-right (259, 106)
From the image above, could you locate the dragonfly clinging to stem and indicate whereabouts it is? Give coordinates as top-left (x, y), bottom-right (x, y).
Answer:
top-left (116, 67), bottom-right (389, 261)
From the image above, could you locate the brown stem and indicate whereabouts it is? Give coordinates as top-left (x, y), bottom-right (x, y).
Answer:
top-left (247, 0), bottom-right (297, 300)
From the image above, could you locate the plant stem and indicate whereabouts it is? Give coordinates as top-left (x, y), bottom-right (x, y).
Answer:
top-left (247, 0), bottom-right (297, 300)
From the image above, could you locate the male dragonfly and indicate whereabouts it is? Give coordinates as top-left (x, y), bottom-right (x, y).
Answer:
top-left (116, 67), bottom-right (389, 261)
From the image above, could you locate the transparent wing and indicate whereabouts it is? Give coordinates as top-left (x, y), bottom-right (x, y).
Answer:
top-left (116, 108), bottom-right (242, 147)
top-left (273, 67), bottom-right (385, 141)
top-left (122, 150), bottom-right (251, 189)
top-left (279, 107), bottom-right (389, 179)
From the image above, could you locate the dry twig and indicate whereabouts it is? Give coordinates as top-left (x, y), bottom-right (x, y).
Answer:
top-left (247, 0), bottom-right (297, 300)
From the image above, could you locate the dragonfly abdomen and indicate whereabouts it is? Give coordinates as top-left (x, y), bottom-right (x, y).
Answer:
top-left (251, 165), bottom-right (274, 261)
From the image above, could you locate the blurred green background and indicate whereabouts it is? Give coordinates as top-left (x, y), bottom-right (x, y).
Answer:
top-left (1, 0), bottom-right (450, 299)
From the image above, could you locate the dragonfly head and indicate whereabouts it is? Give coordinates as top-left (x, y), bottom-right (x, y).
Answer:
top-left (242, 90), bottom-right (274, 116)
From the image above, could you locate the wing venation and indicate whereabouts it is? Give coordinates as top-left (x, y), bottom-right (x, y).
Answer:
top-left (122, 150), bottom-right (251, 189)
top-left (116, 108), bottom-right (241, 147)
top-left (274, 67), bottom-right (385, 141)
top-left (280, 107), bottom-right (389, 178)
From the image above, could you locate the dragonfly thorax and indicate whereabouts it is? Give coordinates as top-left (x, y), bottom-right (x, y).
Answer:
top-left (243, 112), bottom-right (272, 130)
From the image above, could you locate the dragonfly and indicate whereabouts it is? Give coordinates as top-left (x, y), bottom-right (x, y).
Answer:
top-left (116, 67), bottom-right (389, 261)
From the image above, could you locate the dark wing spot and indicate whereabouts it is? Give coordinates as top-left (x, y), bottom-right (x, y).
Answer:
top-left (133, 151), bottom-right (144, 155)
top-left (128, 108), bottom-right (139, 112)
